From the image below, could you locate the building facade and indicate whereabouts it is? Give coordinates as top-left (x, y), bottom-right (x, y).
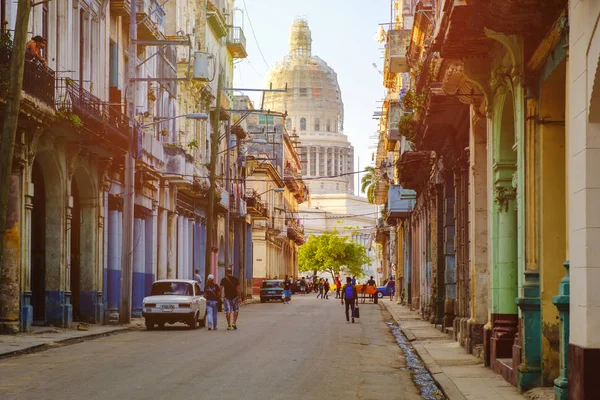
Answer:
top-left (374, 0), bottom-right (600, 398)
top-left (0, 0), bottom-right (249, 332)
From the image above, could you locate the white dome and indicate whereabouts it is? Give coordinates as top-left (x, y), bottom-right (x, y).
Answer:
top-left (263, 18), bottom-right (354, 195)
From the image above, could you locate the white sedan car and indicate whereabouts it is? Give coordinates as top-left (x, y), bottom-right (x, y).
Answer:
top-left (142, 279), bottom-right (206, 330)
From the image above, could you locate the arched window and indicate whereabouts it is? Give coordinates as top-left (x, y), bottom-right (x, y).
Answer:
top-left (300, 117), bottom-right (307, 131)
top-left (314, 118), bottom-right (320, 131)
top-left (326, 120), bottom-right (331, 132)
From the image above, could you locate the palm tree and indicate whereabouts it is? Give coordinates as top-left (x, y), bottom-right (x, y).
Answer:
top-left (360, 166), bottom-right (378, 204)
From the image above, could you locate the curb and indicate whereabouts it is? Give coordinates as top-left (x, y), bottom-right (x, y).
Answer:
top-left (0, 326), bottom-right (132, 361)
top-left (381, 302), bottom-right (466, 400)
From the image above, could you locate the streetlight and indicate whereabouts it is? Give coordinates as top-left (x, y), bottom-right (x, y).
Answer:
top-left (256, 187), bottom-right (285, 197)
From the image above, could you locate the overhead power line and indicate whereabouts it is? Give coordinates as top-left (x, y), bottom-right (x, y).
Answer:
top-left (242, 0), bottom-right (270, 71)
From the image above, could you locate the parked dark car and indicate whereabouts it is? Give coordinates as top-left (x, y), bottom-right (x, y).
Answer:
top-left (260, 280), bottom-right (284, 303)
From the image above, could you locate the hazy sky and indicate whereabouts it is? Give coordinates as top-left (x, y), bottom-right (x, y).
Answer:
top-left (233, 0), bottom-right (390, 196)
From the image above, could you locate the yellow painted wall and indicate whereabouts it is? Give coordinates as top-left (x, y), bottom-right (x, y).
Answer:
top-left (539, 60), bottom-right (566, 385)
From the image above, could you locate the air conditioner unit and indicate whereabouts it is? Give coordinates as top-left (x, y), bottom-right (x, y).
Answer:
top-left (192, 52), bottom-right (210, 81)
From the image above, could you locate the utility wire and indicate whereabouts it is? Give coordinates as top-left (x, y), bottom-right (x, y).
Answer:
top-left (242, 0), bottom-right (270, 71)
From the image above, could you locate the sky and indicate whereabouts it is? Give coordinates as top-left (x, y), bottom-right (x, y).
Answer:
top-left (233, 0), bottom-right (390, 197)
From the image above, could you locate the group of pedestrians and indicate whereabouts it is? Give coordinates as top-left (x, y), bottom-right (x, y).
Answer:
top-left (194, 268), bottom-right (241, 331)
top-left (315, 277), bottom-right (331, 299)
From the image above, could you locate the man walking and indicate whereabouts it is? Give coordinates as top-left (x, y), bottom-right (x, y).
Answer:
top-left (324, 279), bottom-right (330, 299)
top-left (220, 268), bottom-right (241, 330)
top-left (204, 274), bottom-right (219, 330)
top-left (341, 277), bottom-right (358, 323)
top-left (283, 275), bottom-right (292, 304)
top-left (316, 278), bottom-right (324, 299)
top-left (367, 275), bottom-right (377, 301)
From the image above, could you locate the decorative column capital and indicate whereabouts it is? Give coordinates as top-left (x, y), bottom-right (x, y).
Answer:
top-left (495, 185), bottom-right (517, 212)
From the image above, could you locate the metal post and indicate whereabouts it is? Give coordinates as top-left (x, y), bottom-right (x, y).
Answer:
top-left (205, 73), bottom-right (223, 284)
top-left (120, 0), bottom-right (137, 323)
top-left (224, 119), bottom-right (230, 275)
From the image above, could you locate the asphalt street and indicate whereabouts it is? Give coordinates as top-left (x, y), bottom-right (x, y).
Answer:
top-left (0, 295), bottom-right (423, 400)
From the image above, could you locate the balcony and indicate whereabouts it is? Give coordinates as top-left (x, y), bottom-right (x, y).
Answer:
top-left (245, 188), bottom-right (269, 219)
top-left (284, 165), bottom-right (308, 203)
top-left (387, 101), bottom-right (403, 142)
top-left (386, 29), bottom-right (410, 74)
top-left (286, 214), bottom-right (305, 245)
top-left (387, 185), bottom-right (415, 221)
top-left (227, 27), bottom-right (247, 58)
top-left (0, 43), bottom-right (55, 107)
top-left (136, 0), bottom-right (165, 40)
top-left (207, 0), bottom-right (228, 38)
top-left (229, 194), bottom-right (247, 218)
top-left (56, 78), bottom-right (131, 154)
top-left (109, 0), bottom-right (164, 40)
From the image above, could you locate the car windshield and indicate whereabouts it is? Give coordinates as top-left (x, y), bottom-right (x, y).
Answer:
top-left (151, 282), bottom-right (193, 296)
top-left (262, 281), bottom-right (283, 288)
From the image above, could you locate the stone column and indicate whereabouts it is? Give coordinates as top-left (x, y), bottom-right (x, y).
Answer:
top-left (63, 193), bottom-right (73, 327)
top-left (146, 203), bottom-right (157, 295)
top-left (157, 206), bottom-right (167, 280)
top-left (491, 184), bottom-right (519, 369)
top-left (188, 217), bottom-right (194, 279)
top-left (107, 195), bottom-right (122, 321)
top-left (0, 173), bottom-right (22, 333)
top-left (552, 262), bottom-right (569, 400)
top-left (21, 183), bottom-right (34, 331)
top-left (167, 212), bottom-right (177, 279)
top-left (443, 178), bottom-right (456, 331)
top-left (103, 189), bottom-right (109, 322)
top-left (131, 210), bottom-right (145, 317)
top-left (434, 184), bottom-right (445, 327)
top-left (177, 213), bottom-right (184, 279)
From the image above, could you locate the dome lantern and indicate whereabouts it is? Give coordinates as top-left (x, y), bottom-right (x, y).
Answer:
top-left (289, 18), bottom-right (312, 57)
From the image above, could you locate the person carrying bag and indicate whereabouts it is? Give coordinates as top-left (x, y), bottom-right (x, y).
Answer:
top-left (341, 277), bottom-right (358, 323)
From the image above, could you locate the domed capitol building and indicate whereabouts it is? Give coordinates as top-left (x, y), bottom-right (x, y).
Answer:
top-left (263, 19), bottom-right (378, 279)
top-left (263, 19), bottom-right (354, 195)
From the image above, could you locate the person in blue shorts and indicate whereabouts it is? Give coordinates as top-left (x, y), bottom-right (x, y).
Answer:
top-left (220, 268), bottom-right (241, 330)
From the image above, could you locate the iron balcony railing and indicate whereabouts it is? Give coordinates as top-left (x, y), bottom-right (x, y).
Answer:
top-left (226, 27), bottom-right (247, 58)
top-left (0, 39), bottom-right (56, 106)
top-left (56, 78), bottom-right (131, 152)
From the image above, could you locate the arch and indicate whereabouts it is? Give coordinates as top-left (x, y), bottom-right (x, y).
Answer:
top-left (492, 88), bottom-right (517, 166)
top-left (300, 117), bottom-right (306, 131)
top-left (71, 163), bottom-right (99, 322)
top-left (30, 149), bottom-right (64, 326)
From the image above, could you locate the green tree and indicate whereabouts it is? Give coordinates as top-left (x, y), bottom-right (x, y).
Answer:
top-left (360, 166), bottom-right (378, 204)
top-left (299, 230), bottom-right (371, 280)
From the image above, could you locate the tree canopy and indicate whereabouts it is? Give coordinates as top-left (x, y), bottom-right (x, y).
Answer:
top-left (298, 230), bottom-right (371, 280)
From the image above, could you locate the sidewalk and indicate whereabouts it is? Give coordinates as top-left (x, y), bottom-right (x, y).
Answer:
top-left (382, 301), bottom-right (526, 400)
top-left (0, 298), bottom-right (259, 360)
top-left (0, 322), bottom-right (136, 360)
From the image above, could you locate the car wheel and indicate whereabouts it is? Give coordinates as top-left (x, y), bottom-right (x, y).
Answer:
top-left (145, 319), bottom-right (154, 331)
top-left (189, 314), bottom-right (197, 330)
top-left (260, 299), bottom-right (265, 303)
top-left (158, 322), bottom-right (165, 330)
top-left (377, 291), bottom-right (384, 299)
